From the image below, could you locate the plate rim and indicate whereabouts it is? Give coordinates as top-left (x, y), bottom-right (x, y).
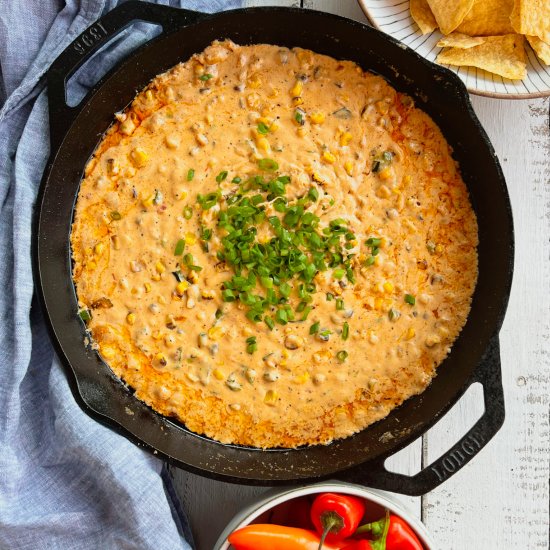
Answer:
top-left (356, 0), bottom-right (550, 100)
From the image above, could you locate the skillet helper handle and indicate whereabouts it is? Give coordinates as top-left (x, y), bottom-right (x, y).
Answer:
top-left (47, 0), bottom-right (204, 149)
top-left (340, 336), bottom-right (505, 495)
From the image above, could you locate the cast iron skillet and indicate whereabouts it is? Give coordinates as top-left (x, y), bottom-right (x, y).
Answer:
top-left (35, 1), bottom-right (514, 495)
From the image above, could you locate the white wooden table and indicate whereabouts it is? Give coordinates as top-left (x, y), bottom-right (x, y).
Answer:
top-left (171, 2), bottom-right (550, 548)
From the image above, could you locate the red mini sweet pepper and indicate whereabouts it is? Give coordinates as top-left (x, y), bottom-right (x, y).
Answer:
top-left (310, 493), bottom-right (366, 548)
top-left (355, 512), bottom-right (423, 550)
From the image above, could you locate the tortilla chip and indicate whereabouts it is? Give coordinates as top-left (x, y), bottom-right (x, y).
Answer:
top-left (437, 34), bottom-right (527, 79)
top-left (410, 0), bottom-right (438, 34)
top-left (437, 33), bottom-right (487, 49)
top-left (456, 0), bottom-right (515, 36)
top-left (426, 0), bottom-right (475, 35)
top-left (511, 0), bottom-right (550, 43)
top-left (527, 35), bottom-right (550, 65)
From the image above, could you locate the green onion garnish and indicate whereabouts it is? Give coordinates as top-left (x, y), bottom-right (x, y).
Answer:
top-left (79, 309), bottom-right (92, 322)
top-left (187, 168), bottom-right (195, 181)
top-left (265, 316), bottom-right (275, 330)
top-left (110, 211), bottom-right (121, 221)
top-left (216, 171), bottom-right (228, 183)
top-left (258, 158), bottom-right (279, 172)
top-left (310, 321), bottom-right (320, 335)
top-left (336, 298), bottom-right (344, 311)
top-left (174, 239), bottom-right (185, 256)
top-left (199, 73), bottom-right (213, 81)
top-left (183, 206), bottom-right (193, 219)
top-left (342, 322), bottom-right (349, 340)
top-left (336, 350), bottom-right (348, 362)
top-left (246, 336), bottom-right (257, 354)
top-left (405, 294), bottom-right (416, 305)
top-left (257, 122), bottom-right (269, 135)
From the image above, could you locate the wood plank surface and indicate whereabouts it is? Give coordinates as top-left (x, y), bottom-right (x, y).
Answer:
top-left (170, 2), bottom-right (550, 549)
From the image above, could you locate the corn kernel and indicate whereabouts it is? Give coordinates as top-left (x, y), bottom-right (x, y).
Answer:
top-left (290, 80), bottom-right (303, 97)
top-left (292, 97), bottom-right (304, 106)
top-left (247, 73), bottom-right (262, 89)
top-left (322, 151), bottom-right (336, 164)
top-left (155, 261), bottom-right (165, 274)
top-left (208, 326), bottom-right (224, 340)
top-left (152, 330), bottom-right (163, 340)
top-left (158, 295), bottom-right (167, 305)
top-left (126, 312), bottom-right (136, 325)
top-left (310, 112), bottom-right (325, 124)
top-left (374, 297), bottom-right (384, 311)
top-left (152, 273), bottom-right (161, 282)
top-left (106, 158), bottom-right (119, 176)
top-left (142, 193), bottom-right (155, 208)
top-left (297, 127), bottom-right (307, 137)
top-left (264, 389), bottom-right (278, 405)
top-left (94, 243), bottom-right (105, 255)
top-left (144, 283), bottom-right (152, 293)
top-left (383, 281), bottom-right (394, 293)
top-left (376, 100), bottom-right (389, 115)
top-left (184, 232), bottom-right (197, 245)
top-left (403, 175), bottom-right (412, 185)
top-left (155, 352), bottom-right (167, 366)
top-left (87, 261), bottom-right (97, 270)
top-left (270, 121), bottom-right (280, 132)
top-left (435, 243), bottom-right (444, 255)
top-left (377, 185), bottom-right (391, 199)
top-left (176, 281), bottom-right (189, 296)
top-left (339, 132), bottom-right (352, 147)
top-left (406, 327), bottom-right (416, 340)
top-left (294, 372), bottom-right (310, 384)
top-left (130, 148), bottom-right (149, 168)
top-left (379, 166), bottom-right (393, 180)
top-left (268, 87), bottom-right (279, 98)
top-left (213, 369), bottom-right (224, 380)
top-left (344, 161), bottom-right (353, 176)
top-left (145, 90), bottom-right (154, 102)
top-left (188, 270), bottom-right (199, 283)
top-left (101, 347), bottom-right (115, 359)
top-left (195, 133), bottom-right (208, 147)
top-left (256, 136), bottom-right (271, 153)
top-left (246, 93), bottom-right (261, 109)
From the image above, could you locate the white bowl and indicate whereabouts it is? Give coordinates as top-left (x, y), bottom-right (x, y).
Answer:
top-left (215, 481), bottom-right (436, 549)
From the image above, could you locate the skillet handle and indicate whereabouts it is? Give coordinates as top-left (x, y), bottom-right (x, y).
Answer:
top-left (47, 0), bottom-right (205, 150)
top-left (338, 336), bottom-right (505, 496)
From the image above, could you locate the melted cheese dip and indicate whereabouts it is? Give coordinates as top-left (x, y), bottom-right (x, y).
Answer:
top-left (72, 41), bottom-right (478, 448)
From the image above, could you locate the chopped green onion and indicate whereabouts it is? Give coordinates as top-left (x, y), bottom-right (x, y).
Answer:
top-left (310, 321), bottom-right (320, 335)
top-left (333, 268), bottom-right (345, 279)
top-left (199, 73), bottom-right (213, 81)
top-left (183, 206), bottom-right (193, 219)
top-left (275, 308), bottom-right (288, 325)
top-left (336, 298), bottom-right (344, 311)
top-left (405, 294), bottom-right (416, 305)
top-left (216, 171), bottom-right (228, 183)
top-left (222, 289), bottom-right (236, 302)
top-left (258, 158), bottom-right (279, 172)
top-left (79, 309), bottom-right (92, 321)
top-left (388, 308), bottom-right (401, 321)
top-left (294, 109), bottom-right (305, 125)
top-left (300, 306), bottom-right (313, 321)
top-left (307, 187), bottom-right (319, 202)
top-left (342, 322), bottom-right (349, 340)
top-left (232, 177), bottom-right (241, 184)
top-left (246, 336), bottom-right (257, 354)
top-left (187, 169), bottom-right (195, 181)
top-left (110, 211), bottom-right (121, 221)
top-left (336, 350), bottom-right (348, 362)
top-left (326, 293), bottom-right (334, 301)
top-left (366, 237), bottom-right (382, 247)
top-left (174, 239), bottom-right (185, 256)
top-left (215, 308), bottom-right (223, 319)
top-left (257, 122), bottom-right (269, 135)
top-left (265, 316), bottom-right (275, 330)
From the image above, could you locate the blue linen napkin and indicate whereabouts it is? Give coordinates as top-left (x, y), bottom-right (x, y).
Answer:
top-left (0, 1), bottom-right (241, 548)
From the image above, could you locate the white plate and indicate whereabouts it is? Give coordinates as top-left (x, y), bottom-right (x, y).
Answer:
top-left (358, 0), bottom-right (550, 99)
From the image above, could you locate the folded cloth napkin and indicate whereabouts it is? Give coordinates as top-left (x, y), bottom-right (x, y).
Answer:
top-left (0, 1), bottom-right (241, 548)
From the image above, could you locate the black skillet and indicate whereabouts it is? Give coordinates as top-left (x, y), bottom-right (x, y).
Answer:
top-left (35, 1), bottom-right (514, 495)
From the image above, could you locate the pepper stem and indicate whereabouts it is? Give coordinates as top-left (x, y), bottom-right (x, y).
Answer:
top-left (317, 511), bottom-right (344, 550)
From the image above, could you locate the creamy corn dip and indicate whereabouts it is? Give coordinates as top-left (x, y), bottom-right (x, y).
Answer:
top-left (71, 41), bottom-right (478, 448)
